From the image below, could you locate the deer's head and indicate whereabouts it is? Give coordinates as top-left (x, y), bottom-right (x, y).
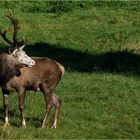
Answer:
top-left (0, 11), bottom-right (35, 68)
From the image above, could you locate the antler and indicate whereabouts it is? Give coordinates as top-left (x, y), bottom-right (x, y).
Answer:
top-left (0, 29), bottom-right (13, 46)
top-left (0, 11), bottom-right (25, 47)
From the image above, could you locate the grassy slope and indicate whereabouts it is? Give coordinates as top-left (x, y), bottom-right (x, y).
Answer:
top-left (0, 2), bottom-right (140, 139)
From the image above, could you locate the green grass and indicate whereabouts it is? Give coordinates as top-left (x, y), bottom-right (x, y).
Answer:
top-left (0, 73), bottom-right (140, 139)
top-left (0, 1), bottom-right (140, 139)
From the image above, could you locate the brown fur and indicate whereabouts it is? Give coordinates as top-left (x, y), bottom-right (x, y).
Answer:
top-left (0, 53), bottom-right (22, 86)
top-left (2, 57), bottom-right (65, 128)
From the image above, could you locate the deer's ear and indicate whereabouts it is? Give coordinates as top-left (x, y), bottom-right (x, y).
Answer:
top-left (14, 64), bottom-right (26, 77)
top-left (5, 48), bottom-right (16, 54)
top-left (11, 48), bottom-right (18, 55)
top-left (14, 68), bottom-right (21, 77)
top-left (19, 45), bottom-right (25, 50)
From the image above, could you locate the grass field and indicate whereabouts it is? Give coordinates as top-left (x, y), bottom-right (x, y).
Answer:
top-left (0, 1), bottom-right (140, 139)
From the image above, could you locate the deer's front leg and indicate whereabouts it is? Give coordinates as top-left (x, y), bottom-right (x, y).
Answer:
top-left (2, 90), bottom-right (10, 127)
top-left (18, 89), bottom-right (26, 128)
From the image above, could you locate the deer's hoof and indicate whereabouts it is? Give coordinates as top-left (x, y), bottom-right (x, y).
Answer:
top-left (3, 123), bottom-right (10, 128)
top-left (20, 125), bottom-right (26, 128)
top-left (51, 124), bottom-right (56, 129)
top-left (41, 125), bottom-right (45, 128)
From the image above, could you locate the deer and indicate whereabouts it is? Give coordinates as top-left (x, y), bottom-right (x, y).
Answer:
top-left (0, 12), bottom-right (35, 86)
top-left (0, 12), bottom-right (65, 129)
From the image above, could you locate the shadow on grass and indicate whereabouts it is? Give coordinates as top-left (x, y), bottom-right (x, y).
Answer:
top-left (0, 107), bottom-right (55, 128)
top-left (0, 108), bottom-right (18, 127)
top-left (1, 42), bottom-right (140, 76)
top-left (0, 107), bottom-right (43, 128)
top-left (26, 42), bottom-right (140, 76)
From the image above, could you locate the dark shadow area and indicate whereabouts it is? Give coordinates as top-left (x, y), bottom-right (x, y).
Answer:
top-left (25, 42), bottom-right (140, 76)
top-left (1, 42), bottom-right (140, 76)
top-left (0, 107), bottom-right (54, 128)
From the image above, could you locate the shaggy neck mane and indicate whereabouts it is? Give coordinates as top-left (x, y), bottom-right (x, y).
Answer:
top-left (0, 53), bottom-right (18, 86)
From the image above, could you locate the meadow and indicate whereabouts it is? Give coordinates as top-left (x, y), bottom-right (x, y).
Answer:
top-left (0, 1), bottom-right (140, 139)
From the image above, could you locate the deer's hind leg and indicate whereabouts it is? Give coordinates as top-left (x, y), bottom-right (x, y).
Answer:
top-left (51, 93), bottom-right (61, 129)
top-left (40, 83), bottom-right (54, 128)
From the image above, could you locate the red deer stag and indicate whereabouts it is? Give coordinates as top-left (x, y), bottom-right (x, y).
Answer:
top-left (0, 12), bottom-right (35, 85)
top-left (0, 13), bottom-right (65, 129)
top-left (0, 12), bottom-right (36, 126)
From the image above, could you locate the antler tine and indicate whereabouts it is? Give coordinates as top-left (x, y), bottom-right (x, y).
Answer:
top-left (17, 37), bottom-right (25, 46)
top-left (0, 28), bottom-right (14, 46)
top-left (6, 10), bottom-right (24, 47)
